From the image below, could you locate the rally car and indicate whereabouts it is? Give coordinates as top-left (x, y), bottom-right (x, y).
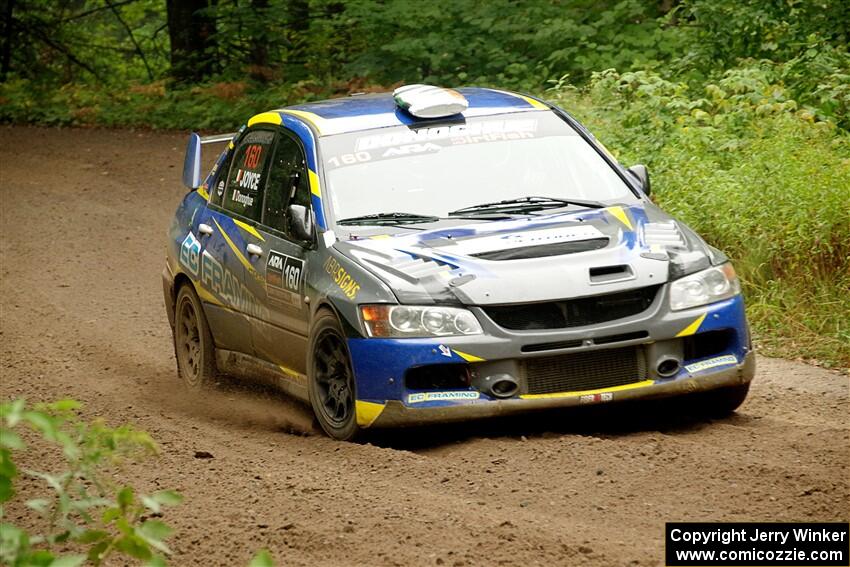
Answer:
top-left (163, 84), bottom-right (755, 440)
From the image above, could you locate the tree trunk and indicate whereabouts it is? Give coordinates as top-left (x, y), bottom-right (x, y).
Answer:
top-left (1, 0), bottom-right (15, 82)
top-left (290, 0), bottom-right (308, 33)
top-left (286, 0), bottom-right (309, 80)
top-left (166, 0), bottom-right (217, 84)
top-left (248, 0), bottom-right (270, 82)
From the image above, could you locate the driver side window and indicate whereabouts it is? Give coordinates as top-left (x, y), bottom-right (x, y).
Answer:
top-left (263, 131), bottom-right (310, 239)
top-left (222, 129), bottom-right (275, 221)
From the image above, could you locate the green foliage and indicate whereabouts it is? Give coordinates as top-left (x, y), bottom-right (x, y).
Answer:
top-left (0, 399), bottom-right (181, 566)
top-left (0, 78), bottom-right (337, 130)
top-left (673, 0), bottom-right (849, 72)
top-left (549, 70), bottom-right (850, 366)
top-left (5, 1), bottom-right (848, 108)
top-left (6, 0), bottom-right (169, 84)
top-left (3, 0), bottom-right (848, 129)
top-left (331, 0), bottom-right (678, 88)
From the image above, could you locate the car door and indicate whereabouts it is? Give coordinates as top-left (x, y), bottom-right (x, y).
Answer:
top-left (247, 129), bottom-right (313, 377)
top-left (198, 129), bottom-right (276, 355)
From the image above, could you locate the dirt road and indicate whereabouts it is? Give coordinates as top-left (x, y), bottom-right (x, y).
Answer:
top-left (1, 126), bottom-right (847, 566)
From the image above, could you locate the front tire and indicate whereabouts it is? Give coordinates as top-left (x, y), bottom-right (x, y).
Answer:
top-left (173, 284), bottom-right (216, 389)
top-left (308, 311), bottom-right (360, 441)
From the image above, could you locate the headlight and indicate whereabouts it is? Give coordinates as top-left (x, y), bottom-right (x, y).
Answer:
top-left (669, 263), bottom-right (741, 311)
top-left (360, 305), bottom-right (483, 337)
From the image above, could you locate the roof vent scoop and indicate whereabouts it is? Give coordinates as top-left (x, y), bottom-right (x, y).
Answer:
top-left (393, 85), bottom-right (469, 118)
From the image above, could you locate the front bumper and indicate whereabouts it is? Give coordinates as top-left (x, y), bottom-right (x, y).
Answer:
top-left (348, 293), bottom-right (754, 428)
top-left (361, 350), bottom-right (755, 427)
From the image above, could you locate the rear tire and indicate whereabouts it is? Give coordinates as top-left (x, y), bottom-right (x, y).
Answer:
top-left (698, 382), bottom-right (751, 417)
top-left (307, 311), bottom-right (360, 441)
top-left (173, 284), bottom-right (216, 389)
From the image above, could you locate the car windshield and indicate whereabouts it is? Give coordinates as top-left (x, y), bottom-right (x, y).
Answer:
top-left (320, 111), bottom-right (637, 224)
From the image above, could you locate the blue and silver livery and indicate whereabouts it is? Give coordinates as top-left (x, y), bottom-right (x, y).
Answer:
top-left (163, 85), bottom-right (755, 440)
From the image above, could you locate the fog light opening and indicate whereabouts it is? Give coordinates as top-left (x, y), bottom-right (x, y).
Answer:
top-left (489, 376), bottom-right (519, 399)
top-left (656, 357), bottom-right (681, 378)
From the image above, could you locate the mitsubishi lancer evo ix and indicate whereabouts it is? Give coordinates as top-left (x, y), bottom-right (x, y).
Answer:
top-left (164, 84), bottom-right (755, 440)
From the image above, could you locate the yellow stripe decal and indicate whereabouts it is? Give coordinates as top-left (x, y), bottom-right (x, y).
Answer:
top-left (453, 350), bottom-right (485, 363)
top-left (211, 218), bottom-right (259, 276)
top-left (598, 141), bottom-right (616, 160)
top-left (497, 90), bottom-right (548, 110)
top-left (233, 219), bottom-right (265, 241)
top-left (308, 169), bottom-right (321, 197)
top-left (676, 313), bottom-right (707, 337)
top-left (278, 364), bottom-right (303, 380)
top-left (355, 401), bottom-right (386, 427)
top-left (281, 109), bottom-right (327, 135)
top-left (514, 94), bottom-right (549, 110)
top-left (247, 111), bottom-right (283, 127)
top-left (606, 206), bottom-right (633, 231)
top-left (197, 186), bottom-right (210, 200)
top-left (520, 379), bottom-right (655, 400)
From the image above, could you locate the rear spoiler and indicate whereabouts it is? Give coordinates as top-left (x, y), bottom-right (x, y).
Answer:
top-left (182, 132), bottom-right (237, 189)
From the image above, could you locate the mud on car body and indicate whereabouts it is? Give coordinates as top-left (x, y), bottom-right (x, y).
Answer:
top-left (163, 85), bottom-right (755, 440)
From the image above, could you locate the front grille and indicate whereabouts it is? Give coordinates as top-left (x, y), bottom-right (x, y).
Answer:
top-left (484, 285), bottom-right (660, 330)
top-left (524, 346), bottom-right (647, 395)
top-left (522, 330), bottom-right (649, 353)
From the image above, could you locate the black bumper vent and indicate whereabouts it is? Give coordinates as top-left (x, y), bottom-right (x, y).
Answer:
top-left (483, 285), bottom-right (660, 330)
top-left (524, 346), bottom-right (647, 395)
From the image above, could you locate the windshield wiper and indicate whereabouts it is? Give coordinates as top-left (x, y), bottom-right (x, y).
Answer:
top-left (337, 212), bottom-right (441, 226)
top-left (448, 196), bottom-right (605, 216)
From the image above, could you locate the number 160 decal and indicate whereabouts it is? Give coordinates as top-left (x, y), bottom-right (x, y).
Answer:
top-left (266, 250), bottom-right (305, 308)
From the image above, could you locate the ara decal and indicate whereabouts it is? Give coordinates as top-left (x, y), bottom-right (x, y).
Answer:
top-left (266, 251), bottom-right (304, 307)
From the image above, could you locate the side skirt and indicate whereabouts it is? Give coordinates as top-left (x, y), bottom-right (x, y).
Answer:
top-left (215, 349), bottom-right (309, 403)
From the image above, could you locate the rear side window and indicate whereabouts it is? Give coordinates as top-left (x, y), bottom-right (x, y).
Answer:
top-left (263, 132), bottom-right (310, 237)
top-left (222, 130), bottom-right (275, 220)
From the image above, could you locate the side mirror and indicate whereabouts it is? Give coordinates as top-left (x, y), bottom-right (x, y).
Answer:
top-left (182, 132), bottom-right (202, 189)
top-left (627, 164), bottom-right (650, 196)
top-left (288, 204), bottom-right (314, 242)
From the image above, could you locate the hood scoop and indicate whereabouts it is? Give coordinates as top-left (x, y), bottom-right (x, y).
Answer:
top-left (471, 237), bottom-right (609, 260)
top-left (589, 264), bottom-right (634, 283)
top-left (451, 224), bottom-right (610, 261)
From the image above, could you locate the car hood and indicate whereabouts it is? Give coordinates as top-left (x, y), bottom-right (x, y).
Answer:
top-left (332, 203), bottom-right (715, 306)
